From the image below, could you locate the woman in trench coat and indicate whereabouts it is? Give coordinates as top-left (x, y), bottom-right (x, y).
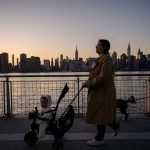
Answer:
top-left (82, 39), bottom-right (120, 146)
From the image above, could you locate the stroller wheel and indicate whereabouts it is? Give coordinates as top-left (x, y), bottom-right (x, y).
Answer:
top-left (24, 131), bottom-right (38, 146)
top-left (52, 140), bottom-right (63, 150)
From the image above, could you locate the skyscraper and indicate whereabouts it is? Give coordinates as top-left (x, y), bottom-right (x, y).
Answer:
top-left (127, 42), bottom-right (131, 57)
top-left (137, 48), bottom-right (143, 59)
top-left (60, 54), bottom-right (63, 62)
top-left (127, 43), bottom-right (131, 70)
top-left (0, 52), bottom-right (9, 73)
top-left (20, 53), bottom-right (27, 72)
top-left (111, 51), bottom-right (118, 70)
top-left (60, 54), bottom-right (63, 69)
top-left (12, 54), bottom-right (14, 67)
top-left (51, 58), bottom-right (54, 67)
top-left (75, 46), bottom-right (78, 60)
top-left (17, 58), bottom-right (19, 66)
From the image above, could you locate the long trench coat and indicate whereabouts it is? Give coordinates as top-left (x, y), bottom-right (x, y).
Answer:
top-left (85, 54), bottom-right (116, 124)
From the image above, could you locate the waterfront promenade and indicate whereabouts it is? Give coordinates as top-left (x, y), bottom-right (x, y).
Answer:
top-left (0, 114), bottom-right (150, 150)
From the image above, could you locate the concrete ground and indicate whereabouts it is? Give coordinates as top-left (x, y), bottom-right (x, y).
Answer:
top-left (0, 114), bottom-right (150, 150)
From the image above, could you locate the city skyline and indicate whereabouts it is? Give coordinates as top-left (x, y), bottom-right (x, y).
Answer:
top-left (0, 0), bottom-right (150, 62)
top-left (1, 42), bottom-right (150, 66)
top-left (1, 45), bottom-right (150, 73)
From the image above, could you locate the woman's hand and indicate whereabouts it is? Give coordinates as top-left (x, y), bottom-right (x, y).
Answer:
top-left (82, 81), bottom-right (87, 88)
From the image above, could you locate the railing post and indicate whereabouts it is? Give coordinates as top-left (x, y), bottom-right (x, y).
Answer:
top-left (6, 76), bottom-right (11, 118)
top-left (77, 77), bottom-right (80, 115)
top-left (3, 81), bottom-right (6, 115)
top-left (145, 77), bottom-right (150, 116)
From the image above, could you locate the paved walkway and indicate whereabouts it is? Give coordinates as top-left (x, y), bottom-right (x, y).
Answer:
top-left (0, 114), bottom-right (150, 150)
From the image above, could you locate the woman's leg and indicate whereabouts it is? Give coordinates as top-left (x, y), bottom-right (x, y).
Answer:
top-left (95, 124), bottom-right (106, 141)
top-left (108, 122), bottom-right (120, 136)
top-left (86, 124), bottom-right (106, 146)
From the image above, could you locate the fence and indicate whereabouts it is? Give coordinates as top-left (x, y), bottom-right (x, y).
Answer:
top-left (0, 74), bottom-right (150, 117)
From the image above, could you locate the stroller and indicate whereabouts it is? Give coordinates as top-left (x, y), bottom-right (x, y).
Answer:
top-left (24, 83), bottom-right (82, 150)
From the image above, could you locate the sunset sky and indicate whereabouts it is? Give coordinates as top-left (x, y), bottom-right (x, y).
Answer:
top-left (0, 0), bottom-right (150, 64)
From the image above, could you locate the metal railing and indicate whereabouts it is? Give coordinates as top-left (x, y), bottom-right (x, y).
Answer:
top-left (0, 74), bottom-right (150, 117)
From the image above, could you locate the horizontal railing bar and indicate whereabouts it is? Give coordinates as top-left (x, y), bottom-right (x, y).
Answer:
top-left (0, 73), bottom-right (150, 78)
top-left (2, 75), bottom-right (85, 78)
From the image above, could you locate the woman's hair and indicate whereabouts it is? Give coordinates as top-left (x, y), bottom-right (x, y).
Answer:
top-left (98, 39), bottom-right (110, 54)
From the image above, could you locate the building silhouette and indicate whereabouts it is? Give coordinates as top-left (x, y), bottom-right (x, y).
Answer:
top-left (12, 54), bottom-right (14, 67)
top-left (127, 42), bottom-right (131, 58)
top-left (55, 58), bottom-right (59, 71)
top-left (75, 46), bottom-right (78, 60)
top-left (43, 59), bottom-right (50, 71)
top-left (51, 58), bottom-right (54, 68)
top-left (20, 54), bottom-right (41, 72)
top-left (20, 53), bottom-right (27, 72)
top-left (111, 51), bottom-right (118, 70)
top-left (26, 56), bottom-right (41, 72)
top-left (0, 52), bottom-right (9, 73)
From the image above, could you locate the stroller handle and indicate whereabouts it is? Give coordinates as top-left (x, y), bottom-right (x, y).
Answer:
top-left (53, 83), bottom-right (69, 120)
top-left (69, 86), bottom-right (83, 105)
top-left (58, 86), bottom-right (83, 120)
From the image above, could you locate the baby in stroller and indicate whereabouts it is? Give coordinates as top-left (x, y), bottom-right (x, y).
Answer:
top-left (35, 95), bottom-right (53, 138)
top-left (24, 95), bottom-right (54, 145)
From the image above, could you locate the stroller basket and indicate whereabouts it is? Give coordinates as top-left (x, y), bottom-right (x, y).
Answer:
top-left (47, 105), bottom-right (74, 139)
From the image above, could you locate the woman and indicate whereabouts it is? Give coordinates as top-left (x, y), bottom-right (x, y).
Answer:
top-left (82, 39), bottom-right (120, 146)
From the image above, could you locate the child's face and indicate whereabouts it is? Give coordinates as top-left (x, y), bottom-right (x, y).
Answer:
top-left (40, 98), bottom-right (48, 108)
